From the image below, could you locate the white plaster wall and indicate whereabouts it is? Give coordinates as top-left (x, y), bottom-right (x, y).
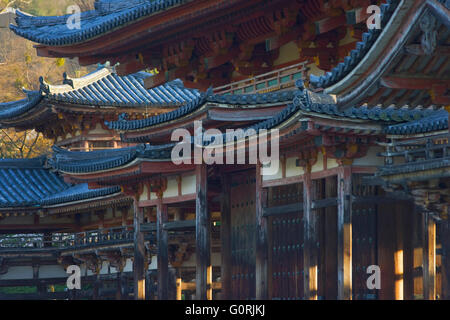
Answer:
top-left (311, 152), bottom-right (324, 173)
top-left (39, 265), bottom-right (67, 278)
top-left (353, 146), bottom-right (385, 166)
top-left (286, 156), bottom-right (304, 177)
top-left (140, 184), bottom-right (149, 201)
top-left (181, 175), bottom-right (196, 195)
top-left (262, 161), bottom-right (282, 181)
top-left (0, 266), bottom-right (33, 280)
top-left (163, 177), bottom-right (178, 198)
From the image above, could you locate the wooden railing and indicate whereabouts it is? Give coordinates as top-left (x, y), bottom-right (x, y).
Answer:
top-left (0, 220), bottom-right (197, 251)
top-left (379, 134), bottom-right (450, 167)
top-left (213, 61), bottom-right (308, 95)
top-left (0, 225), bottom-right (137, 250)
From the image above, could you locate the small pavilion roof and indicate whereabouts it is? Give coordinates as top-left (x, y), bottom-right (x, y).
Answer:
top-left (40, 183), bottom-right (121, 206)
top-left (0, 91), bottom-right (42, 121)
top-left (384, 109), bottom-right (448, 135)
top-left (10, 0), bottom-right (186, 46)
top-left (0, 157), bottom-right (120, 208)
top-left (0, 67), bottom-right (200, 129)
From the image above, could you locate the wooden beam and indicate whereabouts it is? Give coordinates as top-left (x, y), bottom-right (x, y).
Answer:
top-left (220, 172), bottom-right (232, 300)
top-left (195, 164), bottom-right (211, 300)
top-left (423, 212), bottom-right (436, 300)
top-left (380, 76), bottom-right (449, 90)
top-left (255, 163), bottom-right (268, 299)
top-left (337, 166), bottom-right (352, 300)
top-left (133, 197), bottom-right (146, 300)
top-left (157, 198), bottom-right (169, 300)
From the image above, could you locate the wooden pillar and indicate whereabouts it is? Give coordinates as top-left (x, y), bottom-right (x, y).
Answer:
top-left (403, 206), bottom-right (415, 300)
top-left (195, 164), bottom-right (211, 300)
top-left (337, 166), bottom-right (352, 300)
top-left (133, 197), bottom-right (146, 300)
top-left (423, 212), bottom-right (436, 300)
top-left (157, 199), bottom-right (169, 300)
top-left (116, 271), bottom-right (123, 300)
top-left (394, 208), bottom-right (404, 300)
top-left (176, 277), bottom-right (182, 300)
top-left (255, 163), bottom-right (268, 299)
top-left (441, 219), bottom-right (450, 300)
top-left (220, 172), bottom-right (232, 300)
top-left (93, 273), bottom-right (101, 300)
top-left (121, 208), bottom-right (128, 227)
top-left (83, 140), bottom-right (89, 152)
top-left (303, 168), bottom-right (318, 299)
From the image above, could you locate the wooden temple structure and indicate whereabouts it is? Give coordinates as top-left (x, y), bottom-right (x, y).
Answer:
top-left (0, 0), bottom-right (449, 300)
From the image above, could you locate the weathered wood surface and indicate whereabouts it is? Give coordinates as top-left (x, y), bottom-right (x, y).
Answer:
top-left (423, 212), bottom-right (436, 300)
top-left (337, 167), bottom-right (352, 300)
top-left (268, 182), bottom-right (303, 299)
top-left (230, 170), bottom-right (256, 300)
top-left (255, 163), bottom-right (268, 299)
top-left (195, 164), bottom-right (210, 300)
top-left (157, 199), bottom-right (168, 300)
top-left (133, 198), bottom-right (146, 300)
top-left (220, 173), bottom-right (232, 300)
top-left (303, 169), bottom-right (318, 300)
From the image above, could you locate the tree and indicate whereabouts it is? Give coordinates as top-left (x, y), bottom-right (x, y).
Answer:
top-left (0, 129), bottom-right (52, 158)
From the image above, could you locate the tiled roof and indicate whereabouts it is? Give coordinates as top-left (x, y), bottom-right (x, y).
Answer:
top-left (110, 79), bottom-right (436, 135)
top-left (106, 88), bottom-right (212, 130)
top-left (0, 157), bottom-right (121, 208)
top-left (0, 68), bottom-right (200, 126)
top-left (384, 109), bottom-right (448, 135)
top-left (10, 0), bottom-right (187, 46)
top-left (0, 91), bottom-right (42, 121)
top-left (43, 68), bottom-right (200, 107)
top-left (309, 0), bottom-right (400, 89)
top-left (106, 89), bottom-right (296, 131)
top-left (0, 157), bottom-right (67, 207)
top-left (49, 143), bottom-right (175, 174)
top-left (40, 184), bottom-right (121, 206)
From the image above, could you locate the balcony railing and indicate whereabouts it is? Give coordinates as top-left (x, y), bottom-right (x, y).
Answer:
top-left (213, 61), bottom-right (308, 95)
top-left (0, 226), bottom-right (136, 250)
top-left (380, 134), bottom-right (449, 164)
top-left (0, 220), bottom-right (197, 251)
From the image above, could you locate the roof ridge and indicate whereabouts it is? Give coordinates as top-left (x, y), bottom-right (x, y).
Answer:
top-left (0, 156), bottom-right (46, 168)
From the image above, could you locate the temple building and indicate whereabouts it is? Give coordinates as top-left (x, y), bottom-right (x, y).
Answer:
top-left (0, 0), bottom-right (449, 300)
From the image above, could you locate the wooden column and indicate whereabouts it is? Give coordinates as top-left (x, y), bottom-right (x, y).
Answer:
top-left (176, 277), bottom-right (182, 300)
top-left (157, 198), bottom-right (169, 300)
top-left (93, 273), bottom-right (101, 300)
top-left (394, 208), bottom-right (404, 300)
top-left (403, 206), bottom-right (415, 300)
top-left (195, 164), bottom-right (211, 300)
top-left (220, 172), bottom-right (232, 300)
top-left (303, 168), bottom-right (318, 299)
top-left (133, 197), bottom-right (146, 300)
top-left (337, 166), bottom-right (352, 300)
top-left (423, 212), bottom-right (436, 300)
top-left (83, 140), bottom-right (89, 152)
top-left (255, 163), bottom-right (268, 299)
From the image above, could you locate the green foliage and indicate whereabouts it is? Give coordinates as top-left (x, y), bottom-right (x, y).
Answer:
top-left (0, 286), bottom-right (37, 294)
